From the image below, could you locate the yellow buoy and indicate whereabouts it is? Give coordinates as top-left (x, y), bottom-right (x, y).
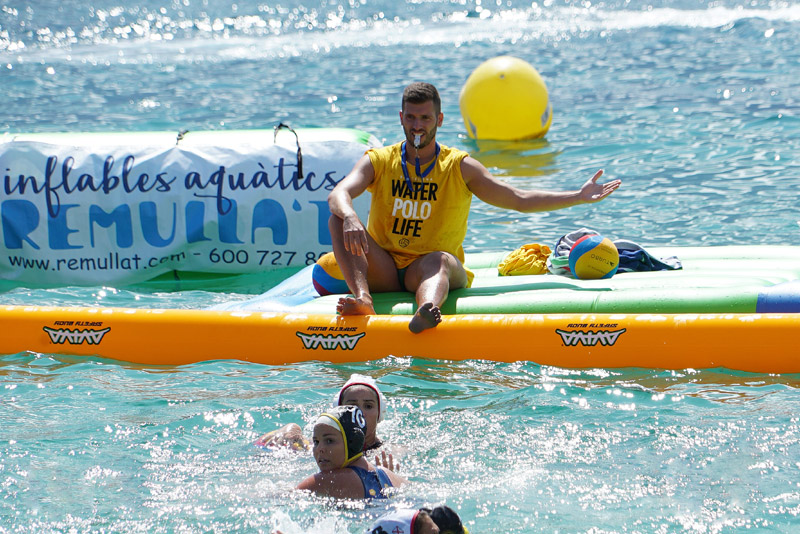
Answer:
top-left (459, 56), bottom-right (553, 140)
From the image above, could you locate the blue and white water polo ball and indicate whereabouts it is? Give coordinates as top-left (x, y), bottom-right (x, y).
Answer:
top-left (568, 234), bottom-right (619, 280)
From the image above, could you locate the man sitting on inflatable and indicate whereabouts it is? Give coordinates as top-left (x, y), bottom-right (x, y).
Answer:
top-left (324, 82), bottom-right (621, 333)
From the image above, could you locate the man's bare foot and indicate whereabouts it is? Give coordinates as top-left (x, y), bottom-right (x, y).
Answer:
top-left (337, 296), bottom-right (376, 315)
top-left (408, 302), bottom-right (442, 333)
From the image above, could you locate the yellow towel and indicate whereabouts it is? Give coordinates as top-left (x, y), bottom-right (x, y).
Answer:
top-left (498, 243), bottom-right (552, 276)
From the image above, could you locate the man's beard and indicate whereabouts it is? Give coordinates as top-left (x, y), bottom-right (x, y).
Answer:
top-left (405, 124), bottom-right (437, 149)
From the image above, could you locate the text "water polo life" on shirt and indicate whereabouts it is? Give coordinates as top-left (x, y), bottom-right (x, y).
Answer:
top-left (390, 179), bottom-right (439, 237)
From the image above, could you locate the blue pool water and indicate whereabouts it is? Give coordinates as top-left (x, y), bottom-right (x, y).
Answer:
top-left (2, 0), bottom-right (800, 531)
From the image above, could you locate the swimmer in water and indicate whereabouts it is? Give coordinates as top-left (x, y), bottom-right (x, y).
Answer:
top-left (296, 405), bottom-right (407, 499)
top-left (366, 505), bottom-right (468, 534)
top-left (425, 505), bottom-right (469, 534)
top-left (366, 509), bottom-right (439, 534)
top-left (333, 374), bottom-right (403, 468)
top-left (255, 374), bottom-right (401, 469)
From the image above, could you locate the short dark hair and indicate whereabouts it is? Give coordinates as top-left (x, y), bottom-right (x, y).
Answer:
top-left (402, 82), bottom-right (441, 115)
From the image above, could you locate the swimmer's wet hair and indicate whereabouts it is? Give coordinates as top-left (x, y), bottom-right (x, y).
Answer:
top-left (402, 82), bottom-right (441, 115)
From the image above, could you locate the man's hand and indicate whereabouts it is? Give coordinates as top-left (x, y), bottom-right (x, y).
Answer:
top-left (342, 214), bottom-right (370, 256)
top-left (579, 169), bottom-right (621, 203)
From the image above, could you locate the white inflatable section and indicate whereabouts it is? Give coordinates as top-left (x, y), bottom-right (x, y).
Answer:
top-left (0, 128), bottom-right (377, 285)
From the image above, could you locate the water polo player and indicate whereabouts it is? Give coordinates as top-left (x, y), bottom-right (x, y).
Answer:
top-left (296, 405), bottom-right (406, 499)
top-left (256, 374), bottom-right (398, 465)
top-left (366, 509), bottom-right (439, 534)
top-left (367, 505), bottom-right (468, 534)
top-left (333, 374), bottom-right (404, 468)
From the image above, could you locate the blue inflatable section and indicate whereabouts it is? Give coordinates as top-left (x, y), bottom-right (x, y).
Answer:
top-left (756, 281), bottom-right (800, 313)
top-left (209, 266), bottom-right (318, 312)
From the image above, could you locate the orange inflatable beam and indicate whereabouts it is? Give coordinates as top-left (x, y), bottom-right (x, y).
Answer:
top-left (1, 305), bottom-right (798, 373)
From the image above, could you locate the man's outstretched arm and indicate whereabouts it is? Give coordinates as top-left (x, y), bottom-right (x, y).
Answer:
top-left (461, 156), bottom-right (620, 213)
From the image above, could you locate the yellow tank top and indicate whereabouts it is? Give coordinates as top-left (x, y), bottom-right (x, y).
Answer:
top-left (366, 142), bottom-right (473, 285)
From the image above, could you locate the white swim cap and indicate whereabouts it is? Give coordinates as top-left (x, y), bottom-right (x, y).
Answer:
top-left (366, 509), bottom-right (419, 534)
top-left (334, 374), bottom-right (387, 422)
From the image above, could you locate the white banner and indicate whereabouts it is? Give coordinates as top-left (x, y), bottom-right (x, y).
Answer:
top-left (0, 128), bottom-right (376, 285)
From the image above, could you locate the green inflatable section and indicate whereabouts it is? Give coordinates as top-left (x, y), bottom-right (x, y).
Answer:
top-left (295, 246), bottom-right (800, 315)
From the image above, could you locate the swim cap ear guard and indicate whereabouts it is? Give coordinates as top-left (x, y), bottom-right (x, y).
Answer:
top-left (319, 405), bottom-right (367, 467)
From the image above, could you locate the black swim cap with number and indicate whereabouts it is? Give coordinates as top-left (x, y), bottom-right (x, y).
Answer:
top-left (317, 405), bottom-right (367, 466)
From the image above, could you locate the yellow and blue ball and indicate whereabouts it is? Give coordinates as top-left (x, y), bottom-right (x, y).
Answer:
top-left (459, 55), bottom-right (553, 141)
top-left (312, 252), bottom-right (350, 296)
top-left (568, 234), bottom-right (619, 280)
